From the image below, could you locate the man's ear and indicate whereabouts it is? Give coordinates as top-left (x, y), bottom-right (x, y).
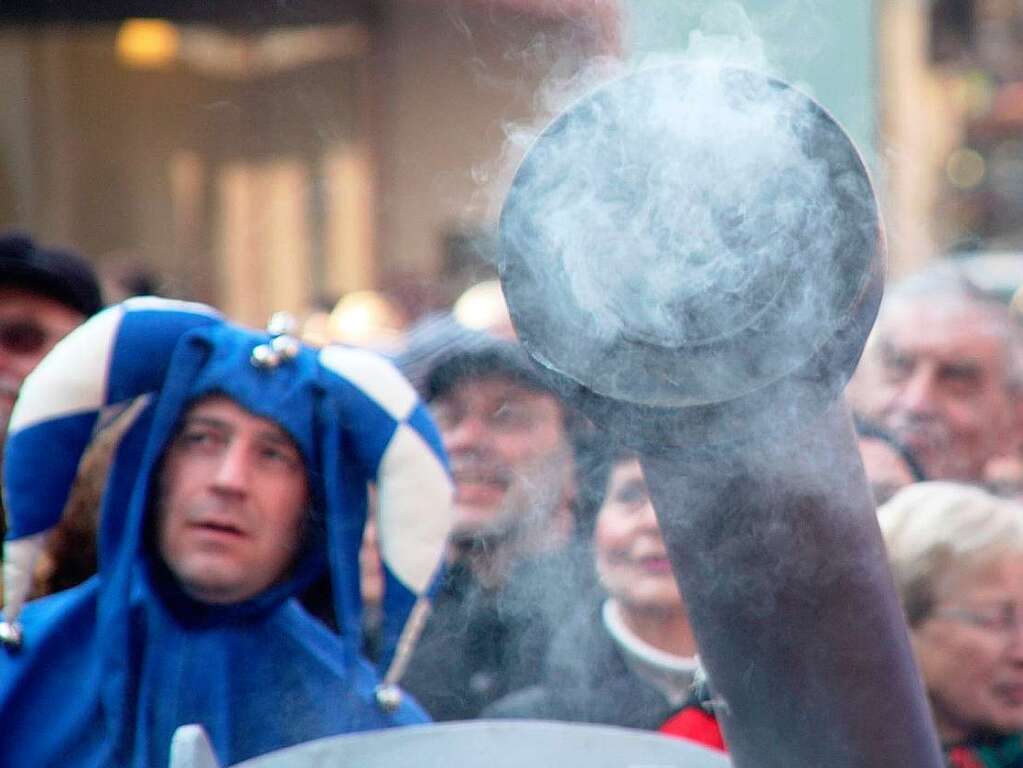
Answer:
top-left (554, 447), bottom-right (578, 541)
top-left (987, 387), bottom-right (1023, 472)
top-left (1008, 390), bottom-right (1023, 456)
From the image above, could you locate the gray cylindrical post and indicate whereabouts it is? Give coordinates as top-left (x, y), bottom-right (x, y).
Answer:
top-left (642, 399), bottom-right (942, 767)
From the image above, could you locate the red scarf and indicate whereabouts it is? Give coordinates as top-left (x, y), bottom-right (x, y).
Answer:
top-left (660, 708), bottom-right (1023, 768)
top-left (659, 706), bottom-right (726, 752)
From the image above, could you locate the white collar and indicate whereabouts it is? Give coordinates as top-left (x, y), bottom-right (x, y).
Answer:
top-left (602, 599), bottom-right (698, 705)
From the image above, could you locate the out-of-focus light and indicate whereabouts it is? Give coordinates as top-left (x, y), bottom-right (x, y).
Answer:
top-left (328, 291), bottom-right (405, 351)
top-left (453, 280), bottom-right (515, 339)
top-left (116, 19), bottom-right (179, 69)
top-left (300, 311), bottom-right (332, 348)
top-left (1012, 282), bottom-right (1023, 321)
top-left (951, 70), bottom-right (995, 119)
top-left (1011, 284), bottom-right (1023, 320)
top-left (946, 148), bottom-right (986, 189)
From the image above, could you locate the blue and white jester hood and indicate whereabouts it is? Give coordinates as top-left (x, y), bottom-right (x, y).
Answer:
top-left (0, 298), bottom-right (454, 767)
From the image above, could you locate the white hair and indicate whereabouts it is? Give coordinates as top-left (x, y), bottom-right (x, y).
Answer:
top-left (879, 481), bottom-right (1023, 626)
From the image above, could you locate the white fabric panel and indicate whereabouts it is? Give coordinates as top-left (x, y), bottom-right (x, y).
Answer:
top-left (376, 423), bottom-right (454, 593)
top-left (169, 725), bottom-right (221, 768)
top-left (318, 346), bottom-right (418, 421)
top-left (122, 295), bottom-right (221, 315)
top-left (2, 533), bottom-right (46, 622)
top-left (8, 305), bottom-right (125, 433)
top-left (8, 298), bottom-right (218, 435)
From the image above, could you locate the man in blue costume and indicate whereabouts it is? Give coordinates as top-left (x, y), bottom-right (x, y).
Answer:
top-left (0, 298), bottom-right (454, 767)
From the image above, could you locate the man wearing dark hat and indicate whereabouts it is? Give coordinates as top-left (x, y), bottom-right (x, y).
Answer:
top-left (0, 298), bottom-right (454, 766)
top-left (398, 337), bottom-right (590, 721)
top-left (0, 232), bottom-right (102, 459)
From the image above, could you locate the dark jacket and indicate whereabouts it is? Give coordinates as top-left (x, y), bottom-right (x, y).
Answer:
top-left (482, 598), bottom-right (680, 729)
top-left (401, 544), bottom-right (594, 721)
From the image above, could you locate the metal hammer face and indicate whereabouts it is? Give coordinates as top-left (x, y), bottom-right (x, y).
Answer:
top-left (498, 63), bottom-right (882, 452)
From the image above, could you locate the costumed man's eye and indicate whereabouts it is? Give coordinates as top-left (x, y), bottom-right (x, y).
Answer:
top-left (257, 443), bottom-right (302, 472)
top-left (177, 428), bottom-right (224, 452)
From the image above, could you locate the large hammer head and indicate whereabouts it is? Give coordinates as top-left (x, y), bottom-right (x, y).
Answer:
top-left (498, 63), bottom-right (883, 452)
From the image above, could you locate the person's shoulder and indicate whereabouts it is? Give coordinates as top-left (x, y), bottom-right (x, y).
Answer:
top-left (481, 684), bottom-right (557, 720)
top-left (271, 599), bottom-right (377, 682)
top-left (266, 600), bottom-right (431, 726)
top-left (0, 579), bottom-right (101, 692)
top-left (5, 578), bottom-right (100, 644)
top-left (543, 594), bottom-right (608, 663)
top-left (501, 544), bottom-right (598, 613)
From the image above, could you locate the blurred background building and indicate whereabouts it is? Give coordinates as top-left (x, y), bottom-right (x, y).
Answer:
top-left (0, 1), bottom-right (617, 327)
top-left (0, 1), bottom-right (1020, 326)
top-left (880, 0), bottom-right (1023, 284)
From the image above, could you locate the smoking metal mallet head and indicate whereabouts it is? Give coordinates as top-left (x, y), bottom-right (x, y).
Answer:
top-left (498, 63), bottom-right (883, 452)
top-left (497, 63), bottom-right (944, 768)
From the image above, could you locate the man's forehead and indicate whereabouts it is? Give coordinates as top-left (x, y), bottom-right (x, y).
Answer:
top-left (0, 285), bottom-right (85, 322)
top-left (181, 394), bottom-right (295, 442)
top-left (435, 375), bottom-right (561, 408)
top-left (885, 292), bottom-right (1010, 328)
top-left (879, 299), bottom-right (1010, 360)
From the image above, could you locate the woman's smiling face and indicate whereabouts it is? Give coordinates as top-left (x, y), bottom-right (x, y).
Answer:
top-left (913, 553), bottom-right (1023, 743)
top-left (594, 457), bottom-right (683, 613)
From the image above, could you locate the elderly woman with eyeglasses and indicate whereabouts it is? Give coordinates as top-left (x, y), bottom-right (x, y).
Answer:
top-left (880, 482), bottom-right (1023, 768)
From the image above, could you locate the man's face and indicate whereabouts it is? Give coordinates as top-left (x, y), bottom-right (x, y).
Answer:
top-left (429, 376), bottom-right (571, 539)
top-left (157, 395), bottom-right (309, 604)
top-left (863, 298), bottom-right (1016, 481)
top-left (594, 457), bottom-right (682, 613)
top-left (913, 554), bottom-right (1023, 742)
top-left (0, 287), bottom-right (84, 441)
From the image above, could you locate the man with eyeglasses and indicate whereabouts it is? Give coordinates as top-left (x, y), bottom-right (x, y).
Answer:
top-left (0, 233), bottom-right (103, 537)
top-left (397, 335), bottom-right (591, 721)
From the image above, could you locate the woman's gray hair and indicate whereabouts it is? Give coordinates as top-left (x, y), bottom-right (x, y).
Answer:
top-left (878, 481), bottom-right (1023, 627)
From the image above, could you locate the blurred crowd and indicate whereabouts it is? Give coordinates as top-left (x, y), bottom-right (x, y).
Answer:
top-left (2, 229), bottom-right (1023, 767)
